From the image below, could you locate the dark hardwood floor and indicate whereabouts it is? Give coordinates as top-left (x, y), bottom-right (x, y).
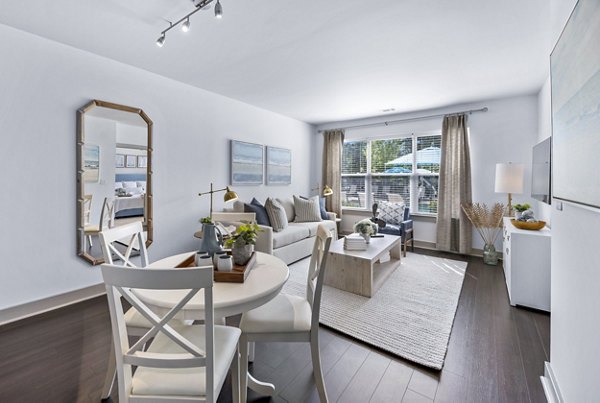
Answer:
top-left (0, 249), bottom-right (550, 403)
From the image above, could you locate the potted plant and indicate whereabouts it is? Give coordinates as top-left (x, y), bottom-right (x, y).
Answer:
top-left (461, 202), bottom-right (505, 265)
top-left (224, 223), bottom-right (262, 265)
top-left (513, 203), bottom-right (531, 219)
top-left (353, 218), bottom-right (378, 243)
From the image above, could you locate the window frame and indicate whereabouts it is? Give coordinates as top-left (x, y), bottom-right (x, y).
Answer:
top-left (341, 132), bottom-right (441, 217)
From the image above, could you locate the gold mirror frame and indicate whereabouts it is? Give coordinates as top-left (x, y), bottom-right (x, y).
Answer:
top-left (76, 100), bottom-right (153, 265)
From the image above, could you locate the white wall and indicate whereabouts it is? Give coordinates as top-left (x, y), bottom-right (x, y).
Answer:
top-left (536, 77), bottom-right (553, 224)
top-left (542, 0), bottom-right (600, 401)
top-left (315, 94), bottom-right (540, 251)
top-left (85, 116), bottom-right (116, 223)
top-left (0, 24), bottom-right (314, 311)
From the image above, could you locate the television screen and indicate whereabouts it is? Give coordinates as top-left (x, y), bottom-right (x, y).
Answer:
top-left (532, 137), bottom-right (551, 204)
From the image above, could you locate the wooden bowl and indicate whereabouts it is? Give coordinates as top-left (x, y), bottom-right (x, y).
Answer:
top-left (510, 219), bottom-right (546, 230)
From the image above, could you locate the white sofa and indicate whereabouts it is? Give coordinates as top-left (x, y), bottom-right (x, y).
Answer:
top-left (214, 197), bottom-right (337, 265)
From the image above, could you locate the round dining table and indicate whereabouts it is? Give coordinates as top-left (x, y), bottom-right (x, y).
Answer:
top-left (132, 250), bottom-right (290, 397)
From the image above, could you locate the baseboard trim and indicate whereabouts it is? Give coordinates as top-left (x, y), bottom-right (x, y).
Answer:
top-left (541, 362), bottom-right (563, 403)
top-left (0, 283), bottom-right (106, 326)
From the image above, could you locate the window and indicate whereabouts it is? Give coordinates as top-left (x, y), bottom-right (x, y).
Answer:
top-left (341, 134), bottom-right (441, 215)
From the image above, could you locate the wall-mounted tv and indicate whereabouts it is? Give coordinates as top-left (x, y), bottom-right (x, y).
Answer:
top-left (531, 137), bottom-right (551, 205)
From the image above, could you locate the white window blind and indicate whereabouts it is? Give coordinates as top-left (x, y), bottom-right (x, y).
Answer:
top-left (341, 134), bottom-right (441, 214)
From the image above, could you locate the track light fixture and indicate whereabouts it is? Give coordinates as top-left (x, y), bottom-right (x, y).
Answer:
top-left (155, 0), bottom-right (223, 47)
top-left (182, 18), bottom-right (191, 32)
top-left (215, 0), bottom-right (223, 19)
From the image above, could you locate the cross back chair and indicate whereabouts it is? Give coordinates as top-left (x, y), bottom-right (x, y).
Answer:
top-left (99, 221), bottom-right (152, 399)
top-left (101, 264), bottom-right (241, 403)
top-left (239, 223), bottom-right (333, 402)
top-left (84, 196), bottom-right (114, 249)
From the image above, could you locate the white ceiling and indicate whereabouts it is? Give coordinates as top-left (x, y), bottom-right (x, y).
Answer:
top-left (0, 0), bottom-right (551, 124)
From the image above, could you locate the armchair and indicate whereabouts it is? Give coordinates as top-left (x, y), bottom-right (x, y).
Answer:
top-left (373, 201), bottom-right (414, 257)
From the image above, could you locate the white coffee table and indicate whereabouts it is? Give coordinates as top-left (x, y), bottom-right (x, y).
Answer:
top-left (325, 234), bottom-right (402, 297)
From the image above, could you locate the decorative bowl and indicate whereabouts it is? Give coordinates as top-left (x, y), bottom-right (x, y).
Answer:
top-left (510, 219), bottom-right (546, 231)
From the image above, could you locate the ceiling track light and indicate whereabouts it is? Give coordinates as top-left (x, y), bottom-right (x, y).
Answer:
top-left (155, 0), bottom-right (223, 47)
top-left (215, 0), bottom-right (223, 19)
top-left (182, 18), bottom-right (191, 32)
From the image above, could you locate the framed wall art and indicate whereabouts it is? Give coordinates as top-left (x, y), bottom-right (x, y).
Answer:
top-left (266, 146), bottom-right (291, 185)
top-left (551, 0), bottom-right (600, 209)
top-left (125, 154), bottom-right (137, 168)
top-left (83, 144), bottom-right (100, 182)
top-left (115, 154), bottom-right (125, 168)
top-left (231, 140), bottom-right (264, 185)
top-left (137, 155), bottom-right (147, 168)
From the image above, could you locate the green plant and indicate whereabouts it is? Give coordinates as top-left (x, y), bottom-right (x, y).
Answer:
top-left (224, 223), bottom-right (262, 248)
top-left (353, 218), bottom-right (377, 236)
top-left (513, 203), bottom-right (531, 212)
top-left (200, 216), bottom-right (213, 224)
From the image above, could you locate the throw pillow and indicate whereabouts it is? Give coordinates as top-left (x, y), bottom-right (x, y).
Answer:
top-left (319, 197), bottom-right (329, 220)
top-left (377, 201), bottom-right (405, 225)
top-left (244, 198), bottom-right (271, 226)
top-left (265, 198), bottom-right (288, 232)
top-left (300, 195), bottom-right (329, 220)
top-left (293, 195), bottom-right (322, 223)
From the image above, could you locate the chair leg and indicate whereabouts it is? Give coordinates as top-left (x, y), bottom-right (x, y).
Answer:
top-left (231, 348), bottom-right (240, 403)
top-left (101, 340), bottom-right (116, 400)
top-left (239, 336), bottom-right (249, 403)
top-left (310, 331), bottom-right (328, 403)
top-left (248, 341), bottom-right (255, 362)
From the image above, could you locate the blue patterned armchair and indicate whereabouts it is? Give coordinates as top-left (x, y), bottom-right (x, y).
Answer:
top-left (373, 201), bottom-right (414, 256)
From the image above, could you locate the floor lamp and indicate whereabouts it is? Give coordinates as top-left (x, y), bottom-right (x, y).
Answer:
top-left (495, 163), bottom-right (524, 217)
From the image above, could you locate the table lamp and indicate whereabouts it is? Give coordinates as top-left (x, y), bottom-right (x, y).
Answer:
top-left (198, 183), bottom-right (238, 220)
top-left (494, 163), bottom-right (524, 216)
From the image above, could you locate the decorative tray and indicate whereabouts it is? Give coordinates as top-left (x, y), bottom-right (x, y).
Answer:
top-left (510, 219), bottom-right (546, 231)
top-left (176, 251), bottom-right (256, 283)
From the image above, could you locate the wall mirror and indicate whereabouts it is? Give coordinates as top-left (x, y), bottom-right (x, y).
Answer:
top-left (77, 100), bottom-right (153, 265)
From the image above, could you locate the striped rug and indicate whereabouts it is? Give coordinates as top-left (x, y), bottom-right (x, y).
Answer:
top-left (283, 252), bottom-right (467, 370)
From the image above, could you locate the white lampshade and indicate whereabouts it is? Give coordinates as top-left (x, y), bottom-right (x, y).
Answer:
top-left (495, 163), bottom-right (524, 194)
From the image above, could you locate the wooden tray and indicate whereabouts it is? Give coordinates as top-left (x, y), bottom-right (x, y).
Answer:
top-left (177, 252), bottom-right (256, 283)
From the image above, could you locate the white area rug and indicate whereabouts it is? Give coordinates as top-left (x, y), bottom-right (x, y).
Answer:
top-left (283, 253), bottom-right (467, 370)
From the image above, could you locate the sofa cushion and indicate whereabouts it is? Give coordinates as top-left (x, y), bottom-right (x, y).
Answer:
top-left (293, 195), bottom-right (322, 223)
top-left (244, 198), bottom-right (271, 226)
top-left (276, 197), bottom-right (295, 222)
top-left (272, 225), bottom-right (310, 249)
top-left (265, 198), bottom-right (288, 232)
top-left (290, 220), bottom-right (336, 237)
top-left (319, 197), bottom-right (329, 220)
top-left (378, 201), bottom-right (405, 225)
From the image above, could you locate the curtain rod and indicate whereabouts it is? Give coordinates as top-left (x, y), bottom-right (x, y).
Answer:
top-left (318, 107), bottom-right (488, 133)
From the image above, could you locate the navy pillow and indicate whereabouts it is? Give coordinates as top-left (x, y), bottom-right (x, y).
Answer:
top-left (319, 197), bottom-right (329, 220)
top-left (244, 198), bottom-right (271, 226)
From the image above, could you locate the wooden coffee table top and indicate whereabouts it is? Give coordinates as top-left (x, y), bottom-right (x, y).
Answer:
top-left (329, 234), bottom-right (401, 261)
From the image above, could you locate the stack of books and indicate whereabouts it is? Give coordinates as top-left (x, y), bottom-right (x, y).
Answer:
top-left (344, 233), bottom-right (368, 251)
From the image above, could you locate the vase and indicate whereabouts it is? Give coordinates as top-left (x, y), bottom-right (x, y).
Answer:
top-left (232, 244), bottom-right (254, 265)
top-left (483, 243), bottom-right (498, 266)
top-left (199, 223), bottom-right (223, 257)
top-left (360, 233), bottom-right (371, 243)
top-left (514, 211), bottom-right (522, 220)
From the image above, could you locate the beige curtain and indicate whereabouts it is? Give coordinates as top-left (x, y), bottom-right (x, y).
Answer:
top-left (323, 130), bottom-right (345, 217)
top-left (436, 114), bottom-right (472, 254)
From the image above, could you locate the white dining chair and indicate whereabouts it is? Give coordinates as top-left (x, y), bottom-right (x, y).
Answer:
top-left (98, 221), bottom-right (153, 399)
top-left (101, 264), bottom-right (241, 403)
top-left (84, 196), bottom-right (114, 249)
top-left (239, 223), bottom-right (333, 402)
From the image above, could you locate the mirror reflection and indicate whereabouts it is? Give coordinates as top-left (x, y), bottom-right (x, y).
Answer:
top-left (77, 100), bottom-right (153, 265)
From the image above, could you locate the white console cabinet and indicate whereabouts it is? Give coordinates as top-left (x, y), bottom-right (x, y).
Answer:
top-left (502, 217), bottom-right (551, 312)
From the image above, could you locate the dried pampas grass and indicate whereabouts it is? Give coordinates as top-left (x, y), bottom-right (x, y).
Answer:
top-left (461, 202), bottom-right (505, 245)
